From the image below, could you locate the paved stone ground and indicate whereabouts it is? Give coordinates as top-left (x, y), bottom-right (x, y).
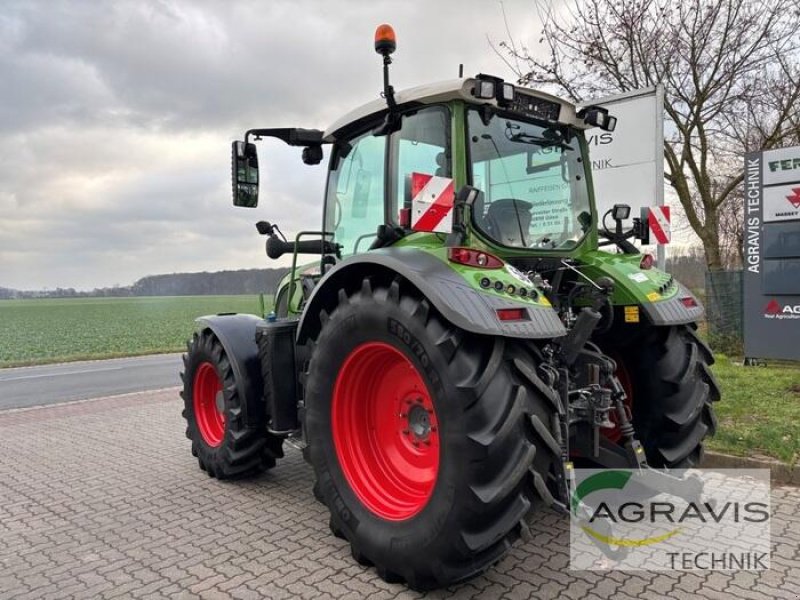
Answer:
top-left (0, 389), bottom-right (798, 600)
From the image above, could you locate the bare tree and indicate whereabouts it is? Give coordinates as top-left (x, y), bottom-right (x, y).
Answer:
top-left (498, 0), bottom-right (800, 269)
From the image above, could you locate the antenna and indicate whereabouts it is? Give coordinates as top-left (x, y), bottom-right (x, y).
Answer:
top-left (458, 63), bottom-right (464, 78)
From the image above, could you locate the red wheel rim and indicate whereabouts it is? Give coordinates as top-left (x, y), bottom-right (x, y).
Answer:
top-left (332, 342), bottom-right (439, 521)
top-left (193, 362), bottom-right (226, 447)
top-left (604, 353), bottom-right (634, 444)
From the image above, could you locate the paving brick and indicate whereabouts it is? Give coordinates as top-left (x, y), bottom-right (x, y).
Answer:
top-left (0, 389), bottom-right (798, 600)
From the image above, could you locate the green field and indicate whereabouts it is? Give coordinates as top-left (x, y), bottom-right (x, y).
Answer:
top-left (2, 297), bottom-right (798, 464)
top-left (0, 295), bottom-right (267, 367)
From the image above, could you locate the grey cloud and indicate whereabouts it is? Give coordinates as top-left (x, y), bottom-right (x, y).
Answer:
top-left (0, 0), bottom-right (541, 290)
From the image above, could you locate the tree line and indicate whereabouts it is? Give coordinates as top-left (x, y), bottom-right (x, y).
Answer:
top-left (2, 252), bottom-right (711, 301)
top-left (0, 268), bottom-right (289, 299)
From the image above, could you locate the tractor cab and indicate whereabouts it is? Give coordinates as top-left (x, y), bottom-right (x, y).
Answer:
top-left (229, 25), bottom-right (647, 318)
top-left (319, 77), bottom-right (604, 258)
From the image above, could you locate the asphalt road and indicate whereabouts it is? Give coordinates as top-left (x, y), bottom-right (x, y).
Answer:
top-left (0, 354), bottom-right (182, 410)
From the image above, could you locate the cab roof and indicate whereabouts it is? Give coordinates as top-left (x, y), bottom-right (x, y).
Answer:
top-left (323, 77), bottom-right (587, 141)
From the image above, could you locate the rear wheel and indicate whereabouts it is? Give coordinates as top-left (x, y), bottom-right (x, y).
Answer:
top-left (606, 324), bottom-right (720, 468)
top-left (181, 330), bottom-right (283, 479)
top-left (303, 278), bottom-right (562, 590)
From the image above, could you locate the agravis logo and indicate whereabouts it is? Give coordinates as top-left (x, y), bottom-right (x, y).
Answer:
top-left (765, 299), bottom-right (782, 315)
top-left (569, 469), bottom-right (771, 571)
top-left (764, 299), bottom-right (800, 319)
top-left (571, 470), bottom-right (682, 548)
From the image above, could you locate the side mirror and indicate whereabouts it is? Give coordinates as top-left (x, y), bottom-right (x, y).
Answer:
top-left (231, 141), bottom-right (259, 207)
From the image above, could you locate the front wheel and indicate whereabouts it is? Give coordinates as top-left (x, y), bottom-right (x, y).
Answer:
top-left (181, 330), bottom-right (283, 479)
top-left (303, 278), bottom-right (563, 590)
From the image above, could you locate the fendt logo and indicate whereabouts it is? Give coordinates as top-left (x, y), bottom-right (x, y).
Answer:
top-left (786, 187), bottom-right (800, 209)
top-left (767, 157), bottom-right (800, 173)
top-left (764, 299), bottom-right (800, 319)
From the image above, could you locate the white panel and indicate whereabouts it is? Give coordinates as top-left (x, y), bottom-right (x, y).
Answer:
top-left (764, 184), bottom-right (800, 222)
top-left (586, 89), bottom-right (661, 223)
top-left (762, 147), bottom-right (800, 186)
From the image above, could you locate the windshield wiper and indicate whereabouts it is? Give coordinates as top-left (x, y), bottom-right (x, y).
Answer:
top-left (504, 121), bottom-right (573, 150)
top-left (506, 131), bottom-right (574, 151)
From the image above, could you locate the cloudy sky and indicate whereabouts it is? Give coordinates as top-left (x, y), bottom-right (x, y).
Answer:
top-left (0, 0), bottom-right (545, 290)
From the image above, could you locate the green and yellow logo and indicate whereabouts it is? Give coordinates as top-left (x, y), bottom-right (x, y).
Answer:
top-left (571, 470), bottom-right (682, 548)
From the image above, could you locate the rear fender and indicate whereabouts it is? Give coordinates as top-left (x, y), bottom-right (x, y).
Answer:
top-left (296, 247), bottom-right (566, 344)
top-left (195, 314), bottom-right (264, 427)
top-left (581, 251), bottom-right (705, 326)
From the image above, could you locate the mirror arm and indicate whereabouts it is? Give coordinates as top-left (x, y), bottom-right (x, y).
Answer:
top-left (244, 128), bottom-right (328, 147)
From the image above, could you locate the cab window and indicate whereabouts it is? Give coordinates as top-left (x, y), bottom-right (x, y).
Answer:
top-left (391, 106), bottom-right (450, 219)
top-left (325, 132), bottom-right (386, 256)
top-left (324, 106), bottom-right (450, 255)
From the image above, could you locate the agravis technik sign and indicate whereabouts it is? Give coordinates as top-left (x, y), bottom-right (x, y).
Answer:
top-left (743, 146), bottom-right (800, 360)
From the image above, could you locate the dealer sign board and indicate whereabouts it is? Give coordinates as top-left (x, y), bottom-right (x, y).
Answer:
top-left (589, 86), bottom-right (664, 225)
top-left (743, 146), bottom-right (800, 360)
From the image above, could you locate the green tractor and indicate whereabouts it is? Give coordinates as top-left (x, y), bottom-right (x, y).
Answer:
top-left (180, 26), bottom-right (719, 589)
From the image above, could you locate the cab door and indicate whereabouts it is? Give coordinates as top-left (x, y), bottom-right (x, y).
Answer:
top-left (324, 130), bottom-right (387, 257)
top-left (323, 105), bottom-right (452, 256)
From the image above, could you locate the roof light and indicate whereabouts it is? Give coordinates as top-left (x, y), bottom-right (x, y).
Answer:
top-left (496, 308), bottom-right (529, 322)
top-left (374, 24), bottom-right (396, 56)
top-left (476, 80), bottom-right (495, 99)
top-left (447, 247), bottom-right (503, 268)
top-left (640, 254), bottom-right (654, 270)
top-left (501, 83), bottom-right (515, 102)
top-left (579, 105), bottom-right (617, 132)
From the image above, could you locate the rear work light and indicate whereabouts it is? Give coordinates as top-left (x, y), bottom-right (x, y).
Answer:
top-left (476, 80), bottom-right (495, 99)
top-left (447, 247), bottom-right (503, 268)
top-left (496, 308), bottom-right (529, 322)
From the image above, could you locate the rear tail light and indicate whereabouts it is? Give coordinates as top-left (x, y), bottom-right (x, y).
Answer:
top-left (448, 247), bottom-right (503, 268)
top-left (640, 253), bottom-right (654, 270)
top-left (680, 296), bottom-right (698, 308)
top-left (496, 308), bottom-right (529, 321)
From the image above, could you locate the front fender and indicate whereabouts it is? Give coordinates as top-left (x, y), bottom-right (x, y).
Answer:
top-left (296, 247), bottom-right (566, 344)
top-left (195, 313), bottom-right (265, 427)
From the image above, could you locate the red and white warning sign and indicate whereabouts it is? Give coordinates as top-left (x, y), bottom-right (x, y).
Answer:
top-left (645, 205), bottom-right (671, 244)
top-left (409, 172), bottom-right (454, 233)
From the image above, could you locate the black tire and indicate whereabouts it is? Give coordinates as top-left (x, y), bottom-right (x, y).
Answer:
top-left (303, 278), bottom-right (562, 590)
top-left (610, 324), bottom-right (720, 468)
top-left (181, 329), bottom-right (283, 479)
